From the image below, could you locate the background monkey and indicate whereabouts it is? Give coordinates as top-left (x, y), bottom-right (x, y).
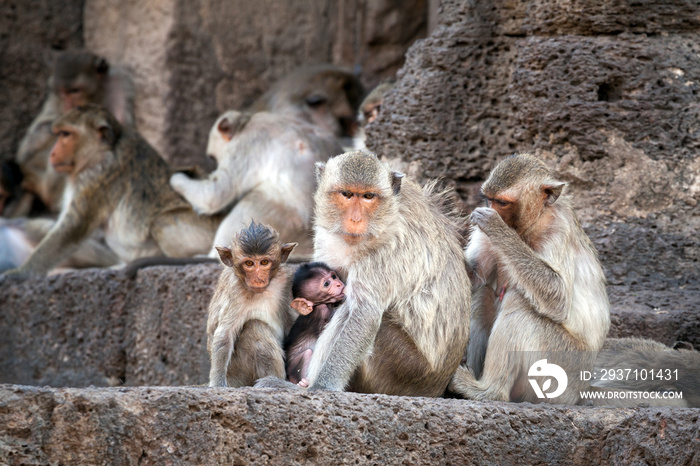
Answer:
top-left (450, 153), bottom-right (610, 404)
top-left (170, 110), bottom-right (342, 258)
top-left (207, 221), bottom-right (297, 388)
top-left (251, 64), bottom-right (365, 149)
top-left (257, 150), bottom-right (470, 397)
top-left (284, 262), bottom-right (345, 386)
top-left (3, 105), bottom-right (217, 277)
top-left (15, 50), bottom-right (135, 215)
top-left (593, 337), bottom-right (699, 408)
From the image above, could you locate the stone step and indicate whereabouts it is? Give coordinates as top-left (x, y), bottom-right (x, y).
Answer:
top-left (1, 385), bottom-right (697, 465)
top-left (1, 264), bottom-right (697, 388)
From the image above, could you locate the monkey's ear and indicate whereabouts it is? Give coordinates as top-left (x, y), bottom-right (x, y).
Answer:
top-left (98, 123), bottom-right (117, 146)
top-left (315, 162), bottom-right (326, 182)
top-left (215, 246), bottom-right (235, 267)
top-left (291, 298), bottom-right (314, 316)
top-left (217, 113), bottom-right (251, 142)
top-left (542, 182), bottom-right (566, 205)
top-left (280, 242), bottom-right (297, 263)
top-left (391, 171), bottom-right (404, 195)
top-left (95, 57), bottom-right (109, 75)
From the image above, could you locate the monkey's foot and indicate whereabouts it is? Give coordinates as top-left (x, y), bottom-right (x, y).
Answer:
top-left (298, 378), bottom-right (309, 388)
top-left (254, 376), bottom-right (303, 390)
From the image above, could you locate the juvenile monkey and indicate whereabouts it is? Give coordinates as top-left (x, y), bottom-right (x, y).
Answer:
top-left (3, 105), bottom-right (217, 277)
top-left (16, 50), bottom-right (135, 214)
top-left (257, 150), bottom-right (471, 397)
top-left (284, 262), bottom-right (345, 386)
top-left (170, 110), bottom-right (342, 258)
top-left (251, 64), bottom-right (365, 149)
top-left (207, 222), bottom-right (297, 388)
top-left (449, 153), bottom-right (610, 404)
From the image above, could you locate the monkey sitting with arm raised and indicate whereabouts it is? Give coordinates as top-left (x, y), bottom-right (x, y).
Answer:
top-left (284, 262), bottom-right (345, 387)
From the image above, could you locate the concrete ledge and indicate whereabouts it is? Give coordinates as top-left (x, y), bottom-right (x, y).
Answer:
top-left (1, 265), bottom-right (698, 388)
top-left (1, 385), bottom-right (697, 465)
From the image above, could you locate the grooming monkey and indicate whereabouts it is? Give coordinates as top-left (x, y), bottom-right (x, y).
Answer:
top-left (284, 262), bottom-right (345, 386)
top-left (207, 222), bottom-right (297, 387)
top-left (257, 150), bottom-right (471, 397)
top-left (15, 50), bottom-right (135, 215)
top-left (170, 111), bottom-right (342, 258)
top-left (251, 64), bottom-right (365, 149)
top-left (3, 105), bottom-right (217, 277)
top-left (449, 153), bottom-right (610, 404)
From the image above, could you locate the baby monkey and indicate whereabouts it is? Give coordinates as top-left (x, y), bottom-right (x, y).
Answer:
top-left (284, 262), bottom-right (345, 386)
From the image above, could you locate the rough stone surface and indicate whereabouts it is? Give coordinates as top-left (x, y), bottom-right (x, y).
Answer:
top-left (366, 0), bottom-right (700, 316)
top-left (82, 0), bottom-right (428, 170)
top-left (1, 265), bottom-right (698, 389)
top-left (0, 385), bottom-right (697, 465)
top-left (0, 0), bottom-right (84, 163)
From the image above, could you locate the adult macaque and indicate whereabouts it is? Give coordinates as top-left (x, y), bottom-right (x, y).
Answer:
top-left (257, 150), bottom-right (471, 397)
top-left (251, 64), bottom-right (365, 149)
top-left (170, 110), bottom-right (342, 258)
top-left (3, 105), bottom-right (217, 277)
top-left (449, 153), bottom-right (610, 404)
top-left (16, 49), bottom-right (135, 214)
top-left (284, 262), bottom-right (345, 386)
top-left (207, 222), bottom-right (297, 388)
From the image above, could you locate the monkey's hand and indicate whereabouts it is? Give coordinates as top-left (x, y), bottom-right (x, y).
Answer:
top-left (254, 376), bottom-right (303, 391)
top-left (470, 207), bottom-right (510, 237)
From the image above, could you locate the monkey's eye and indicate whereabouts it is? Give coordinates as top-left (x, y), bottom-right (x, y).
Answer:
top-left (362, 193), bottom-right (376, 200)
top-left (245, 260), bottom-right (254, 267)
top-left (339, 191), bottom-right (353, 199)
top-left (493, 199), bottom-right (510, 207)
top-left (66, 88), bottom-right (81, 95)
top-left (331, 274), bottom-right (337, 280)
top-left (306, 94), bottom-right (327, 107)
top-left (323, 281), bottom-right (330, 287)
top-left (260, 259), bottom-right (269, 266)
top-left (58, 130), bottom-right (71, 138)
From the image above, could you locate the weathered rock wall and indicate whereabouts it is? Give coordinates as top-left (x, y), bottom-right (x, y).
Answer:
top-left (1, 385), bottom-right (698, 465)
top-left (1, 265), bottom-right (697, 389)
top-left (84, 0), bottom-right (428, 169)
top-left (366, 0), bottom-right (700, 298)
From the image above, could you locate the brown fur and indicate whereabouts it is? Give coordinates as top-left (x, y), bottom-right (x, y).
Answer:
top-left (450, 153), bottom-right (610, 404)
top-left (3, 105), bottom-right (217, 277)
top-left (15, 50), bottom-right (135, 215)
top-left (258, 151), bottom-right (471, 397)
top-left (207, 223), bottom-right (296, 387)
top-left (251, 64), bottom-right (365, 148)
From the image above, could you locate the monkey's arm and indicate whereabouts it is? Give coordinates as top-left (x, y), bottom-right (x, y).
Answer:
top-left (471, 207), bottom-right (570, 322)
top-left (10, 194), bottom-right (103, 276)
top-left (305, 286), bottom-right (384, 391)
top-left (16, 94), bottom-right (60, 164)
top-left (170, 169), bottom-right (239, 215)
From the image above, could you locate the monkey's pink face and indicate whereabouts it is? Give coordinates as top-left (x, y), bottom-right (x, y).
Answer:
top-left (239, 256), bottom-right (275, 293)
top-left (50, 126), bottom-right (78, 174)
top-left (315, 270), bottom-right (345, 304)
top-left (332, 186), bottom-right (381, 244)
